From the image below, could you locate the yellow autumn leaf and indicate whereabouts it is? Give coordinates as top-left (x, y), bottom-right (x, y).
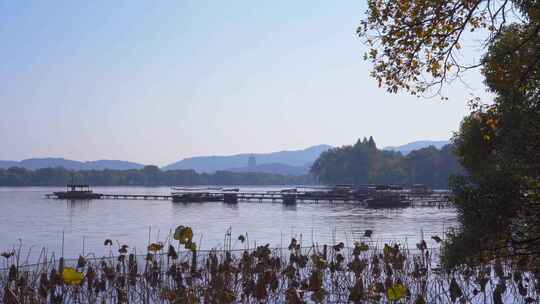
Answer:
top-left (387, 283), bottom-right (407, 301)
top-left (63, 267), bottom-right (84, 285)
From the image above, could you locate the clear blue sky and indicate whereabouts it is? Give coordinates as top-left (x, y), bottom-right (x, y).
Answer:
top-left (0, 1), bottom-right (487, 166)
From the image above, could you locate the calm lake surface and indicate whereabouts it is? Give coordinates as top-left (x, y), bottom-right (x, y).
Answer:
top-left (0, 187), bottom-right (457, 260)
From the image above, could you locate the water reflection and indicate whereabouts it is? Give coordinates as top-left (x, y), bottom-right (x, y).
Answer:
top-left (282, 203), bottom-right (297, 211)
top-left (223, 202), bottom-right (240, 211)
top-left (66, 199), bottom-right (92, 209)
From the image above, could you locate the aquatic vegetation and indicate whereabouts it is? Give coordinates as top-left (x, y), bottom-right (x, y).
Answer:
top-left (62, 267), bottom-right (84, 285)
top-left (0, 227), bottom-right (538, 303)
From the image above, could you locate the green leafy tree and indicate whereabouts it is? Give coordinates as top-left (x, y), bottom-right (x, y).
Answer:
top-left (446, 23), bottom-right (540, 266)
top-left (0, 167), bottom-right (312, 186)
top-left (359, 0), bottom-right (540, 266)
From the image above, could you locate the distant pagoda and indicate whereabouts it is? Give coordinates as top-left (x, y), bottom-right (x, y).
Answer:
top-left (248, 155), bottom-right (256, 168)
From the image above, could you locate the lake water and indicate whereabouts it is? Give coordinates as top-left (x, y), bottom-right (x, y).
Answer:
top-left (0, 187), bottom-right (457, 260)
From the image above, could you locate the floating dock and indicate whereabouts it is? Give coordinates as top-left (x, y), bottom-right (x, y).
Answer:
top-left (45, 188), bottom-right (454, 207)
top-left (45, 193), bottom-right (172, 200)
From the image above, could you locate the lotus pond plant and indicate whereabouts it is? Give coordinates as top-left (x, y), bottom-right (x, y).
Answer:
top-left (0, 226), bottom-right (538, 303)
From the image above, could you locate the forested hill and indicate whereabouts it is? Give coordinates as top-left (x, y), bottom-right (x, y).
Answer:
top-left (310, 137), bottom-right (462, 188)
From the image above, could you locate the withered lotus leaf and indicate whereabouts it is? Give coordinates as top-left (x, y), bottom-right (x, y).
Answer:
top-left (174, 225), bottom-right (193, 244)
top-left (147, 242), bottom-right (164, 252)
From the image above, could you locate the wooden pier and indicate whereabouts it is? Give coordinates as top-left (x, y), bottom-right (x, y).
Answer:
top-left (102, 194), bottom-right (172, 200)
top-left (45, 189), bottom-right (454, 207)
top-left (45, 193), bottom-right (172, 200)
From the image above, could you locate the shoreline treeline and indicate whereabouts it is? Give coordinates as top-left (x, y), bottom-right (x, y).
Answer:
top-left (0, 166), bottom-right (313, 187)
top-left (310, 137), bottom-right (462, 188)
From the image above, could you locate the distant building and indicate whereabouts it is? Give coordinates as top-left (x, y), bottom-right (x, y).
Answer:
top-left (248, 155), bottom-right (256, 168)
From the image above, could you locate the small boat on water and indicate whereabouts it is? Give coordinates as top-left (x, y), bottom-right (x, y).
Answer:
top-left (171, 186), bottom-right (225, 203)
top-left (375, 184), bottom-right (404, 191)
top-left (171, 192), bottom-right (223, 203)
top-left (411, 184), bottom-right (433, 194)
top-left (52, 184), bottom-right (103, 200)
top-left (280, 188), bottom-right (298, 193)
top-left (329, 184), bottom-right (354, 195)
top-left (171, 186), bottom-right (223, 191)
top-left (365, 192), bottom-right (410, 208)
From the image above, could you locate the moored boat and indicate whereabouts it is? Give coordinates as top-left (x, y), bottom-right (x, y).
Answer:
top-left (52, 184), bottom-right (103, 200)
top-left (365, 192), bottom-right (410, 208)
top-left (171, 192), bottom-right (223, 203)
top-left (411, 184), bottom-right (433, 194)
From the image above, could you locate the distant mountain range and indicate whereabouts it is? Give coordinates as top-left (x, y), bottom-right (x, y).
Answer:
top-left (0, 141), bottom-right (450, 175)
top-left (383, 140), bottom-right (450, 155)
top-left (0, 145), bottom-right (332, 175)
top-left (0, 158), bottom-right (145, 171)
top-left (162, 145), bottom-right (333, 174)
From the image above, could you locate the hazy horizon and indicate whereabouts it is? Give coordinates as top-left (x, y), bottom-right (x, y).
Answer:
top-left (0, 140), bottom-right (450, 167)
top-left (1, 1), bottom-right (487, 166)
